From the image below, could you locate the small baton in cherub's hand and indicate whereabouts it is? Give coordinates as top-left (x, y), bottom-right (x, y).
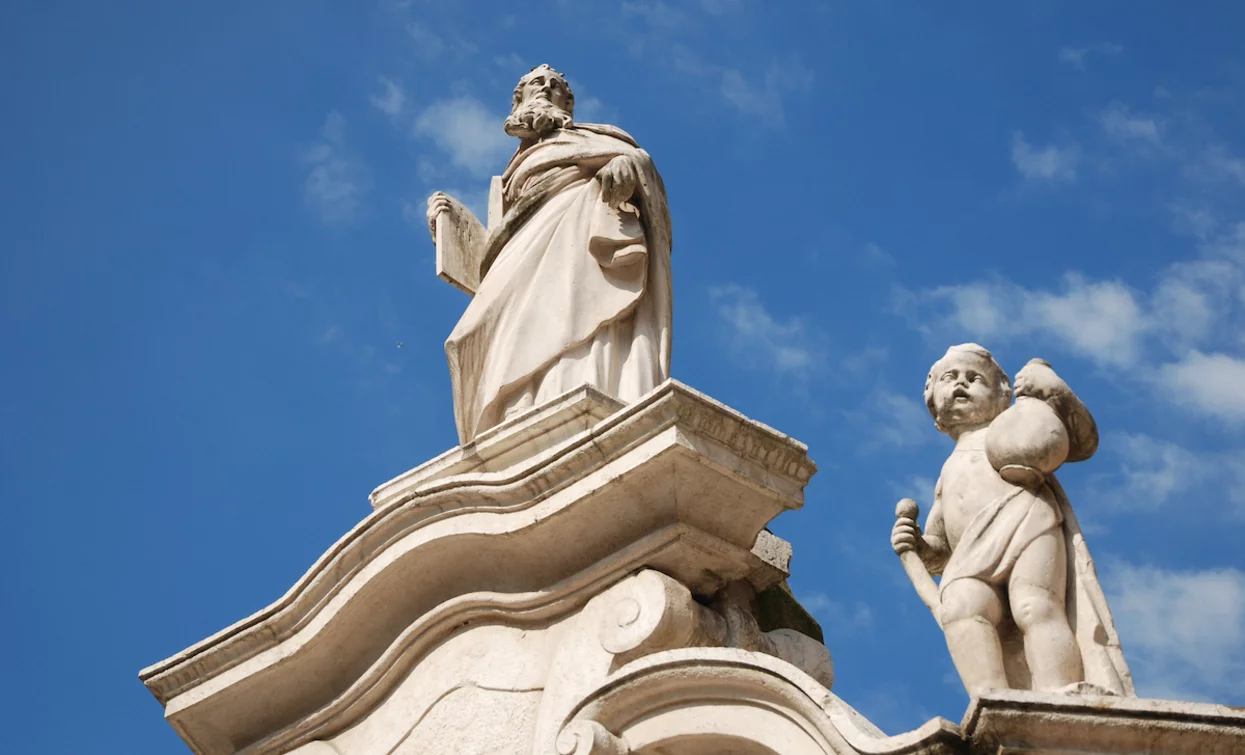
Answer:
top-left (894, 498), bottom-right (942, 623)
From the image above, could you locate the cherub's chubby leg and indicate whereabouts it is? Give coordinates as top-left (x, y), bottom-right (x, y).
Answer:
top-left (1009, 529), bottom-right (1082, 691)
top-left (940, 578), bottom-right (1007, 694)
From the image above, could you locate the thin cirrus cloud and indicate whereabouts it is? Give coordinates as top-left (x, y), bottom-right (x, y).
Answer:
top-left (412, 97), bottom-right (515, 178)
top-left (1057, 42), bottom-right (1123, 70)
top-left (370, 76), bottom-right (406, 121)
top-left (1157, 351), bottom-right (1245, 421)
top-left (894, 274), bottom-right (1148, 369)
top-left (1104, 559), bottom-right (1245, 701)
top-left (894, 219), bottom-right (1245, 422)
top-left (1011, 131), bottom-right (1079, 182)
top-left (1090, 431), bottom-right (1245, 517)
top-left (1098, 101), bottom-right (1163, 146)
top-left (865, 391), bottom-right (936, 448)
top-left (304, 111), bottom-right (368, 226)
top-left (708, 284), bottom-right (821, 378)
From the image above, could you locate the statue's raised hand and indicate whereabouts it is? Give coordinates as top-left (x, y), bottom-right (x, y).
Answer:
top-left (426, 191), bottom-right (454, 240)
top-left (596, 155), bottom-right (640, 209)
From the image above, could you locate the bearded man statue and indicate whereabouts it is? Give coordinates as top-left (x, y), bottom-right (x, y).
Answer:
top-left (426, 65), bottom-right (672, 444)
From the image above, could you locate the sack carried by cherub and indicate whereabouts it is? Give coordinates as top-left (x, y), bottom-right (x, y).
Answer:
top-left (985, 359), bottom-right (1097, 487)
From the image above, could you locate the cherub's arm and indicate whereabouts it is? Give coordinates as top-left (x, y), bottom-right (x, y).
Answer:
top-left (920, 478), bottom-right (952, 577)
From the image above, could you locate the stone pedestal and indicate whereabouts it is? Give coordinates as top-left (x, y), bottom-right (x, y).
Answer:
top-left (963, 690), bottom-right (1245, 755)
top-left (140, 380), bottom-right (1245, 754)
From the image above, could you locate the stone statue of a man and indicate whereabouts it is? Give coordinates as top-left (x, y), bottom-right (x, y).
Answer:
top-left (426, 64), bottom-right (672, 444)
top-left (890, 344), bottom-right (1133, 696)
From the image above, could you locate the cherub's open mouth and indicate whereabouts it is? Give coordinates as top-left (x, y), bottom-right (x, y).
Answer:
top-left (952, 387), bottom-right (970, 401)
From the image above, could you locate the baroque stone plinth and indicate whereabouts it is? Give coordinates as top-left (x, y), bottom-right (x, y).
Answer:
top-left (140, 380), bottom-right (1245, 755)
top-left (139, 381), bottom-right (858, 754)
top-left (963, 690), bottom-right (1245, 755)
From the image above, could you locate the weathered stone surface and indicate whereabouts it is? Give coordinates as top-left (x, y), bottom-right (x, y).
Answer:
top-left (963, 689), bottom-right (1245, 755)
top-left (429, 64), bottom-right (673, 445)
top-left (756, 580), bottom-right (825, 644)
top-left (891, 344), bottom-right (1131, 697)
top-left (140, 380), bottom-right (828, 754)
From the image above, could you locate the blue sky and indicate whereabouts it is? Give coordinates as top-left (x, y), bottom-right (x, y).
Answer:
top-left (3, 1), bottom-right (1245, 750)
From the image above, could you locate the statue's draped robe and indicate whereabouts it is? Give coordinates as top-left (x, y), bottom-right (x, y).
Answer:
top-left (446, 124), bottom-right (672, 444)
top-left (939, 478), bottom-right (1134, 695)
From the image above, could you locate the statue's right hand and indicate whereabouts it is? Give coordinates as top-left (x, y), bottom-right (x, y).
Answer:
top-left (426, 192), bottom-right (453, 238)
top-left (891, 515), bottom-right (922, 556)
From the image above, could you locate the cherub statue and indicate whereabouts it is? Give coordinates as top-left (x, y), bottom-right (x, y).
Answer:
top-left (890, 343), bottom-right (1133, 696)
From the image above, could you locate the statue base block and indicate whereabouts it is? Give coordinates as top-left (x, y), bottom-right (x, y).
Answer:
top-left (139, 380), bottom-right (837, 754)
top-left (963, 689), bottom-right (1245, 755)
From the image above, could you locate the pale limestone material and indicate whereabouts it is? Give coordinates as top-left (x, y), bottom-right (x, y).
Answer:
top-left (141, 381), bottom-right (845, 754)
top-left (891, 344), bottom-right (1132, 697)
top-left (140, 376), bottom-right (1245, 754)
top-left (556, 648), bottom-right (963, 755)
top-left (963, 689), bottom-right (1245, 755)
top-left (428, 64), bottom-right (672, 444)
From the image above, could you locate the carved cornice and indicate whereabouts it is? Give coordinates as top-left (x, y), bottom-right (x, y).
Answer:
top-left (140, 380), bottom-right (816, 755)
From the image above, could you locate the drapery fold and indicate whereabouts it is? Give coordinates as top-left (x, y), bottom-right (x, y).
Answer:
top-left (446, 125), bottom-right (672, 443)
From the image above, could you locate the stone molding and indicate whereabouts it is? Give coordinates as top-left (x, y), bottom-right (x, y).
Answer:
top-left (140, 380), bottom-right (816, 754)
top-left (557, 647), bottom-right (963, 755)
top-left (963, 689), bottom-right (1245, 754)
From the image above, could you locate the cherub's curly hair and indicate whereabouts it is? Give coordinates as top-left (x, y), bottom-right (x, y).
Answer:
top-left (923, 343), bottom-right (1012, 431)
top-left (511, 64), bottom-right (575, 116)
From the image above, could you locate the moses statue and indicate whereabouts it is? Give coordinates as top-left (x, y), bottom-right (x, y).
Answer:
top-left (425, 64), bottom-right (672, 444)
top-left (890, 344), bottom-right (1132, 696)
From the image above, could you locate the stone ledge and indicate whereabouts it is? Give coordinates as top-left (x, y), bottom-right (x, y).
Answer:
top-left (139, 380), bottom-right (819, 755)
top-left (963, 689), bottom-right (1245, 755)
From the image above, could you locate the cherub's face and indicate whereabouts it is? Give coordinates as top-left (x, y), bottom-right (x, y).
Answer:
top-left (931, 352), bottom-right (1005, 430)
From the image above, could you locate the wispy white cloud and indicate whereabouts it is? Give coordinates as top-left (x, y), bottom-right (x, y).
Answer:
top-left (896, 274), bottom-right (1147, 368)
top-left (1157, 352), bottom-right (1245, 421)
top-left (1104, 559), bottom-right (1245, 701)
top-left (495, 53), bottom-right (526, 72)
top-left (304, 111), bottom-right (367, 226)
top-left (700, 0), bottom-right (743, 14)
top-left (412, 97), bottom-right (514, 178)
top-left (406, 20), bottom-right (446, 59)
top-left (865, 391), bottom-right (935, 447)
top-left (574, 95), bottom-right (615, 125)
top-left (1011, 132), bottom-right (1079, 182)
top-left (1090, 432), bottom-right (1245, 514)
top-left (896, 214), bottom-right (1245, 420)
top-left (1057, 42), bottom-right (1123, 70)
top-left (1098, 101), bottom-right (1162, 146)
top-left (370, 76), bottom-right (406, 121)
top-left (672, 49), bottom-right (811, 126)
top-left (1198, 145), bottom-right (1245, 187)
top-left (797, 591), bottom-right (874, 632)
top-left (621, 0), bottom-right (688, 30)
top-left (1095, 433), bottom-right (1217, 510)
top-left (708, 284), bottom-right (822, 378)
top-left (862, 242), bottom-right (896, 267)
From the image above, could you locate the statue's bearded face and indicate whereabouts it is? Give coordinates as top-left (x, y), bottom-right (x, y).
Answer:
top-left (505, 65), bottom-right (574, 139)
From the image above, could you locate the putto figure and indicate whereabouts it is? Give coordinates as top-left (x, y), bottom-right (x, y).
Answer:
top-left (890, 344), bottom-right (1132, 696)
top-left (426, 64), bottom-right (672, 444)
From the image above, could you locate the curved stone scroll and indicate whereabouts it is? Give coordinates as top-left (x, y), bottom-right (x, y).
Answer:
top-left (555, 721), bottom-right (630, 755)
top-left (598, 569), bottom-right (711, 664)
